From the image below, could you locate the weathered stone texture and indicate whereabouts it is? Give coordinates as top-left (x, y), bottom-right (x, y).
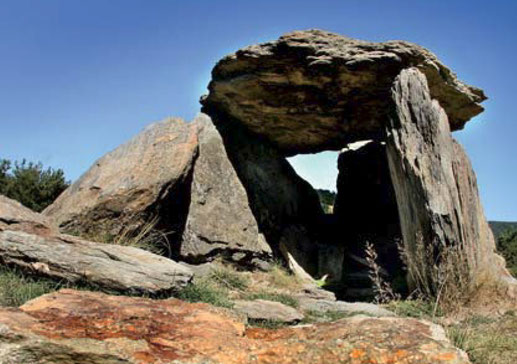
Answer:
top-left (233, 299), bottom-right (304, 323)
top-left (386, 67), bottom-right (515, 287)
top-left (212, 118), bottom-right (324, 257)
top-left (0, 289), bottom-right (471, 364)
top-left (202, 29), bottom-right (486, 155)
top-left (0, 195), bottom-right (56, 236)
top-left (43, 118), bottom-right (199, 238)
top-left (0, 195), bottom-right (192, 295)
top-left (181, 114), bottom-right (272, 266)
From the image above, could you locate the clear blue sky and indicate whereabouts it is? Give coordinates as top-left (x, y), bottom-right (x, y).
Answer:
top-left (1, 0), bottom-right (516, 220)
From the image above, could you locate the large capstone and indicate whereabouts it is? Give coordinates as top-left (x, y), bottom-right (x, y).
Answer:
top-left (202, 30), bottom-right (486, 155)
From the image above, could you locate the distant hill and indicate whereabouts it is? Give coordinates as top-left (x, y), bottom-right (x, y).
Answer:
top-left (489, 221), bottom-right (517, 238)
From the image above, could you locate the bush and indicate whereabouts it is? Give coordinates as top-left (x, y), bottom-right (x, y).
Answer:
top-left (496, 229), bottom-right (517, 276)
top-left (0, 159), bottom-right (69, 212)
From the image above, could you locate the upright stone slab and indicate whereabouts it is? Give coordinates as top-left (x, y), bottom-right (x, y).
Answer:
top-left (180, 114), bottom-right (272, 267)
top-left (209, 115), bottom-right (324, 272)
top-left (386, 68), bottom-right (515, 290)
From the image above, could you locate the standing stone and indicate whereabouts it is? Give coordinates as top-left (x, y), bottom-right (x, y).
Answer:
top-left (386, 67), bottom-right (516, 291)
top-left (180, 114), bottom-right (272, 267)
top-left (43, 118), bottom-right (199, 243)
top-left (208, 115), bottom-right (324, 270)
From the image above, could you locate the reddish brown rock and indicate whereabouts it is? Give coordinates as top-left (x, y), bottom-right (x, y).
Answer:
top-left (0, 289), bottom-right (471, 363)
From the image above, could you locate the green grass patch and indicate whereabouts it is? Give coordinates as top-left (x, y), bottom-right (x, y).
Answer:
top-left (209, 267), bottom-right (249, 291)
top-left (446, 313), bottom-right (517, 364)
top-left (386, 299), bottom-right (443, 319)
top-left (244, 291), bottom-right (299, 308)
top-left (176, 279), bottom-right (233, 309)
top-left (0, 266), bottom-right (65, 307)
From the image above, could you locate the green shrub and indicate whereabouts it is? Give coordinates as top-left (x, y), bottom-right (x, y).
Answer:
top-left (497, 229), bottom-right (517, 276)
top-left (0, 159), bottom-right (69, 212)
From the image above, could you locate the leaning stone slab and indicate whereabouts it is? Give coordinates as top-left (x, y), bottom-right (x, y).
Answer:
top-left (180, 114), bottom-right (272, 267)
top-left (233, 299), bottom-right (304, 324)
top-left (386, 67), bottom-right (517, 292)
top-left (0, 289), bottom-right (471, 364)
top-left (43, 117), bottom-right (199, 239)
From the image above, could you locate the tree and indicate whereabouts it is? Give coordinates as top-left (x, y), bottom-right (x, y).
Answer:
top-left (497, 228), bottom-right (517, 277)
top-left (0, 159), bottom-right (11, 195)
top-left (0, 159), bottom-right (69, 212)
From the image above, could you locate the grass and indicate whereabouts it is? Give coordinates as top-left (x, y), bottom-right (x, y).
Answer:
top-left (387, 299), bottom-right (443, 319)
top-left (244, 290), bottom-right (299, 308)
top-left (209, 267), bottom-right (250, 291)
top-left (446, 312), bottom-right (517, 364)
top-left (76, 215), bottom-right (172, 256)
top-left (0, 266), bottom-right (65, 307)
top-left (176, 279), bottom-right (233, 309)
top-left (268, 261), bottom-right (301, 290)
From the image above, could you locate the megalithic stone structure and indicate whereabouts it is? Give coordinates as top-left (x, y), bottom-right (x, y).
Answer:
top-left (386, 68), bottom-right (516, 293)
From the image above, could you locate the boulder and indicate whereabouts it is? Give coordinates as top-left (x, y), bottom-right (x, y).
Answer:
top-left (0, 195), bottom-right (56, 236)
top-left (233, 299), bottom-right (304, 324)
top-left (0, 195), bottom-right (192, 295)
top-left (180, 114), bottom-right (272, 266)
top-left (297, 297), bottom-right (395, 318)
top-left (386, 67), bottom-right (516, 290)
top-left (202, 29), bottom-right (485, 155)
top-left (0, 230), bottom-right (192, 295)
top-left (0, 289), bottom-right (471, 364)
top-left (43, 117), bottom-right (199, 242)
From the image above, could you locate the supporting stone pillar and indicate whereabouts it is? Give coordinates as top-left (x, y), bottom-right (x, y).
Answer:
top-left (386, 67), bottom-right (515, 295)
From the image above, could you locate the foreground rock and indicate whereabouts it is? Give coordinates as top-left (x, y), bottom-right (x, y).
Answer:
top-left (43, 118), bottom-right (199, 240)
top-left (202, 29), bottom-right (485, 155)
top-left (297, 297), bottom-right (395, 318)
top-left (233, 299), bottom-right (304, 323)
top-left (0, 289), bottom-right (471, 364)
top-left (0, 196), bottom-right (192, 295)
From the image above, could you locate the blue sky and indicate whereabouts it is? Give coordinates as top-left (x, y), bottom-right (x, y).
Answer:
top-left (0, 0), bottom-right (516, 220)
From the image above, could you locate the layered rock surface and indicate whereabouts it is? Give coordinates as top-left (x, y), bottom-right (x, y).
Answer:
top-left (202, 29), bottom-right (486, 155)
top-left (0, 289), bottom-right (471, 364)
top-left (0, 195), bottom-right (192, 295)
top-left (386, 68), bottom-right (515, 288)
top-left (180, 114), bottom-right (272, 266)
top-left (43, 118), bottom-right (199, 240)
